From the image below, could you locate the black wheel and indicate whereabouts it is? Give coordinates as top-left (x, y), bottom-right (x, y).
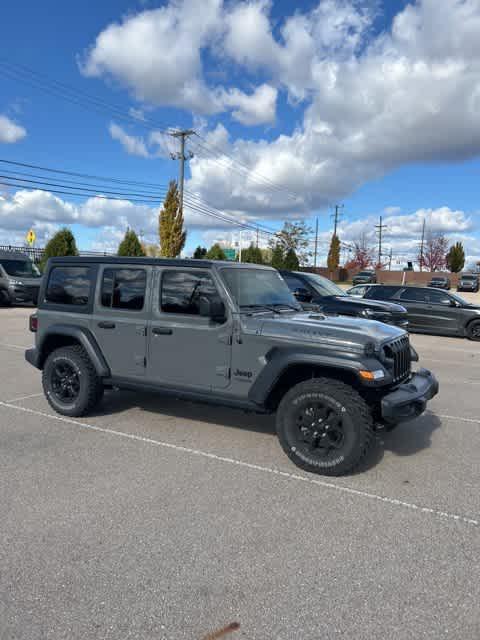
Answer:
top-left (276, 378), bottom-right (374, 476)
top-left (467, 320), bottom-right (480, 341)
top-left (43, 345), bottom-right (103, 416)
top-left (0, 289), bottom-right (12, 306)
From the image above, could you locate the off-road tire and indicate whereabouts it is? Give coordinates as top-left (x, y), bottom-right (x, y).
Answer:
top-left (276, 377), bottom-right (374, 476)
top-left (43, 345), bottom-right (104, 417)
top-left (466, 320), bottom-right (480, 341)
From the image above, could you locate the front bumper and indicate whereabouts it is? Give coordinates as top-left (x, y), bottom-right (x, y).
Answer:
top-left (381, 368), bottom-right (439, 424)
top-left (8, 284), bottom-right (40, 304)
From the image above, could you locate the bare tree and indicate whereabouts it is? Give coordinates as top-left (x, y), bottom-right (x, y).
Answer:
top-left (345, 233), bottom-right (375, 270)
top-left (418, 232), bottom-right (449, 271)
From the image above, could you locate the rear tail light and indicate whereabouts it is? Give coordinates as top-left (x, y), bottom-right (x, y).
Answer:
top-left (29, 314), bottom-right (38, 332)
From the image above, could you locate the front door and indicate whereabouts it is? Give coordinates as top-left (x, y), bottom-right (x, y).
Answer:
top-left (397, 287), bottom-right (430, 331)
top-left (423, 290), bottom-right (461, 334)
top-left (146, 267), bottom-right (232, 390)
top-left (91, 265), bottom-right (151, 379)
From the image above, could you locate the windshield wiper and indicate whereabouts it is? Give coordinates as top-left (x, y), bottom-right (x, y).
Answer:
top-left (240, 304), bottom-right (282, 314)
top-left (270, 303), bottom-right (301, 311)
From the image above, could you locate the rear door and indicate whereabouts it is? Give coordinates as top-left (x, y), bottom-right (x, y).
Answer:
top-left (91, 265), bottom-right (151, 379)
top-left (146, 267), bottom-right (232, 390)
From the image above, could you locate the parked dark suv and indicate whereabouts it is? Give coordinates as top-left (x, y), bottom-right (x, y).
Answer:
top-left (352, 270), bottom-right (377, 285)
top-left (25, 257), bottom-right (438, 477)
top-left (457, 273), bottom-right (479, 292)
top-left (279, 270), bottom-right (408, 329)
top-left (428, 275), bottom-right (451, 290)
top-left (363, 285), bottom-right (480, 340)
top-left (0, 250), bottom-right (43, 306)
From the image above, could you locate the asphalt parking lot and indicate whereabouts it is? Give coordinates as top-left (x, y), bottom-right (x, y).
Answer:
top-left (1, 306), bottom-right (480, 639)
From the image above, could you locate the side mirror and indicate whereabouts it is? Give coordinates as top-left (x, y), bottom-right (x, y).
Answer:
top-left (449, 298), bottom-right (458, 307)
top-left (199, 296), bottom-right (226, 322)
top-left (293, 287), bottom-right (312, 303)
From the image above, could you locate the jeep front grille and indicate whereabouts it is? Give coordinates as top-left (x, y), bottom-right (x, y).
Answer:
top-left (383, 335), bottom-right (411, 383)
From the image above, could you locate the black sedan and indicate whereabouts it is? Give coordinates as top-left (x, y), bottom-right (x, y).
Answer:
top-left (363, 284), bottom-right (480, 340)
top-left (279, 270), bottom-right (408, 329)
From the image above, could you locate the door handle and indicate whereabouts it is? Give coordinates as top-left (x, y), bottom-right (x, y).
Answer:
top-left (98, 321), bottom-right (116, 329)
top-left (152, 326), bottom-right (173, 335)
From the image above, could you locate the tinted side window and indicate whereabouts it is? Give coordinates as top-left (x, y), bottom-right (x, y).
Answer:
top-left (428, 290), bottom-right (452, 305)
top-left (282, 274), bottom-right (306, 291)
top-left (101, 269), bottom-right (146, 310)
top-left (161, 270), bottom-right (218, 315)
top-left (399, 288), bottom-right (429, 302)
top-left (45, 267), bottom-right (92, 306)
top-left (365, 286), bottom-right (400, 300)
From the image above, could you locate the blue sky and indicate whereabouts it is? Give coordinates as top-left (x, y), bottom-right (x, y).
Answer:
top-left (1, 0), bottom-right (480, 267)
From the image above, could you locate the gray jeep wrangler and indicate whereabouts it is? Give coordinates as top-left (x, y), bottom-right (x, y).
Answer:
top-left (26, 257), bottom-right (438, 476)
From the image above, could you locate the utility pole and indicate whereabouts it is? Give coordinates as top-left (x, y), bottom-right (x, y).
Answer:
top-left (239, 230), bottom-right (243, 262)
top-left (170, 129), bottom-right (194, 212)
top-left (388, 247), bottom-right (393, 271)
top-left (256, 226), bottom-right (259, 248)
top-left (314, 218), bottom-right (319, 269)
top-left (419, 218), bottom-right (426, 272)
top-left (332, 204), bottom-right (343, 238)
top-left (375, 216), bottom-right (387, 267)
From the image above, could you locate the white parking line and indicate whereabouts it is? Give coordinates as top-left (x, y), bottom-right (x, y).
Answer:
top-left (436, 413), bottom-right (480, 425)
top-left (0, 400), bottom-right (477, 528)
top-left (0, 342), bottom-right (27, 350)
top-left (5, 392), bottom-right (43, 404)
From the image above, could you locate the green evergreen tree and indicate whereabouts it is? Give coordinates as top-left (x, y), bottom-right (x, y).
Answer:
top-left (193, 246), bottom-right (207, 259)
top-left (283, 247), bottom-right (300, 270)
top-left (159, 180), bottom-right (187, 257)
top-left (117, 229), bottom-right (145, 257)
top-left (206, 243), bottom-right (227, 260)
top-left (446, 242), bottom-right (465, 273)
top-left (241, 243), bottom-right (263, 264)
top-left (271, 243), bottom-right (285, 269)
top-left (41, 227), bottom-right (78, 269)
top-left (327, 234), bottom-right (341, 273)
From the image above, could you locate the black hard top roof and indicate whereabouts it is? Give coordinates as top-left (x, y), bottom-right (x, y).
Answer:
top-left (47, 256), bottom-right (275, 270)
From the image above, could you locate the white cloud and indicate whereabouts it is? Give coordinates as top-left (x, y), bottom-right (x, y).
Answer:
top-left (220, 83), bottom-right (277, 125)
top-left (188, 0), bottom-right (480, 215)
top-left (81, 0), bottom-right (277, 125)
top-left (109, 122), bottom-right (150, 157)
top-left (0, 114), bottom-right (27, 144)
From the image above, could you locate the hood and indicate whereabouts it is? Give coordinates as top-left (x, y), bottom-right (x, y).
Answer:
top-left (321, 296), bottom-right (406, 314)
top-left (257, 311), bottom-right (404, 353)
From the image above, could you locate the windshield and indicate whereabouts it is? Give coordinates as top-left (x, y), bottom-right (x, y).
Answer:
top-left (431, 277), bottom-right (445, 281)
top-left (1, 259), bottom-right (41, 278)
top-left (461, 275), bottom-right (477, 280)
top-left (222, 268), bottom-right (300, 310)
top-left (303, 273), bottom-right (346, 297)
top-left (358, 271), bottom-right (373, 276)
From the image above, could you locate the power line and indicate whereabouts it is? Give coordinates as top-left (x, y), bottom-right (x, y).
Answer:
top-left (0, 171), bottom-right (167, 200)
top-left (0, 158), bottom-right (165, 190)
top-left (1, 59), bottom-right (307, 206)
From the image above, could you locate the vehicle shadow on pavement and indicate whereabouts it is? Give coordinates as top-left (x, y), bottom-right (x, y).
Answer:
top-left (92, 391), bottom-right (442, 463)
top-left (93, 389), bottom-right (277, 435)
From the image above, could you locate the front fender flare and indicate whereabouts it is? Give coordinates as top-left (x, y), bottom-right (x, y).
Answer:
top-left (248, 347), bottom-right (371, 407)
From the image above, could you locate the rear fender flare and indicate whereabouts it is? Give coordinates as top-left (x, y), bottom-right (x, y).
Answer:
top-left (39, 324), bottom-right (110, 377)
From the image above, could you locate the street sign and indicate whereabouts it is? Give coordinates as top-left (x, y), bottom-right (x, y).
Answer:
top-left (26, 229), bottom-right (36, 246)
top-left (224, 248), bottom-right (237, 261)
